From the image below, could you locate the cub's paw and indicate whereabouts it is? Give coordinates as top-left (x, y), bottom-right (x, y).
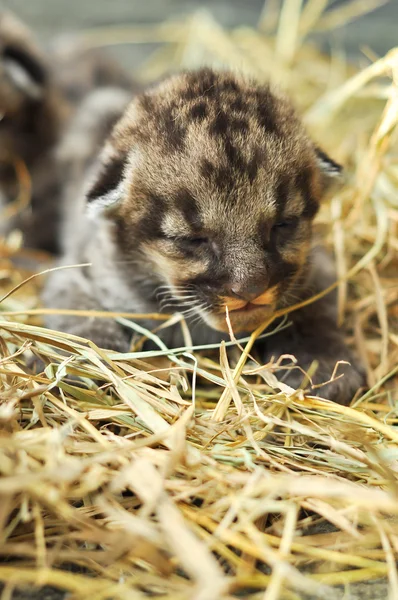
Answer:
top-left (281, 355), bottom-right (366, 405)
top-left (68, 319), bottom-right (132, 354)
top-left (27, 319), bottom-right (131, 376)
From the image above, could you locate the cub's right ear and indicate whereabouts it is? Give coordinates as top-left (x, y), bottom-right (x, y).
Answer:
top-left (86, 152), bottom-right (128, 217)
top-left (3, 45), bottom-right (46, 99)
top-left (1, 13), bottom-right (48, 100)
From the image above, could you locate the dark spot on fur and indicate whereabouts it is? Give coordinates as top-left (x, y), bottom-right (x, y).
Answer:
top-left (122, 124), bottom-right (150, 144)
top-left (214, 166), bottom-right (234, 193)
top-left (302, 198), bottom-right (319, 219)
top-left (295, 167), bottom-right (313, 198)
top-left (257, 107), bottom-right (278, 133)
top-left (86, 153), bottom-right (127, 203)
top-left (182, 69), bottom-right (217, 100)
top-left (201, 158), bottom-right (236, 195)
top-left (274, 175), bottom-right (290, 215)
top-left (159, 104), bottom-right (172, 123)
top-left (209, 111), bottom-right (229, 136)
top-left (209, 112), bottom-right (249, 139)
top-left (157, 105), bottom-right (186, 151)
top-left (137, 192), bottom-right (167, 238)
top-left (247, 148), bottom-right (262, 183)
top-left (229, 117), bottom-right (249, 134)
top-left (113, 189), bottom-right (168, 251)
top-left (167, 120), bottom-right (186, 151)
top-left (230, 98), bottom-right (247, 112)
top-left (255, 89), bottom-right (278, 134)
top-left (223, 138), bottom-right (246, 174)
top-left (139, 94), bottom-right (155, 113)
top-left (257, 216), bottom-right (272, 244)
top-left (297, 166), bottom-right (319, 219)
top-left (268, 258), bottom-right (298, 289)
top-left (173, 188), bottom-right (202, 230)
top-left (200, 159), bottom-right (216, 180)
top-left (180, 88), bottom-right (193, 101)
top-left (196, 70), bottom-right (217, 97)
top-left (223, 137), bottom-right (237, 163)
top-left (113, 215), bottom-right (130, 249)
top-left (221, 78), bottom-right (239, 93)
top-left (189, 101), bottom-right (208, 121)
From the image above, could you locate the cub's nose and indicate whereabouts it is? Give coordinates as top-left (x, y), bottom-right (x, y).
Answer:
top-left (229, 280), bottom-right (268, 302)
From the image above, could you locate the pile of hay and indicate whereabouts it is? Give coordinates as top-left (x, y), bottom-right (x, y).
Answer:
top-left (1, 2), bottom-right (398, 599)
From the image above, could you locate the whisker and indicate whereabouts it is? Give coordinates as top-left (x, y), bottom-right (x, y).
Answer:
top-left (157, 293), bottom-right (198, 301)
top-left (180, 306), bottom-right (203, 317)
top-left (186, 304), bottom-right (211, 324)
top-left (160, 301), bottom-right (202, 313)
top-left (158, 302), bottom-right (181, 312)
top-left (156, 287), bottom-right (198, 296)
top-left (158, 296), bottom-right (199, 305)
top-left (156, 284), bottom-right (196, 292)
top-left (156, 288), bottom-right (191, 294)
top-left (188, 313), bottom-right (206, 327)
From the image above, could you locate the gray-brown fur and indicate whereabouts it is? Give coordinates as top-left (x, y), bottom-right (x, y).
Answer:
top-left (0, 12), bottom-right (137, 251)
top-left (0, 12), bottom-right (67, 250)
top-left (40, 65), bottom-right (364, 404)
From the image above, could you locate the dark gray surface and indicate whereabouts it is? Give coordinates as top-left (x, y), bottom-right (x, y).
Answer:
top-left (0, 578), bottom-right (391, 600)
top-left (1, 0), bottom-right (398, 63)
top-left (1, 586), bottom-right (66, 600)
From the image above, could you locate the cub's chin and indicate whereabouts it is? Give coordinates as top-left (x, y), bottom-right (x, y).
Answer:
top-left (201, 304), bottom-right (277, 334)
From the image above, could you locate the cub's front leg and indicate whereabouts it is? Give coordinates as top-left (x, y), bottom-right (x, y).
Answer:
top-left (42, 263), bottom-right (131, 353)
top-left (260, 297), bottom-right (366, 405)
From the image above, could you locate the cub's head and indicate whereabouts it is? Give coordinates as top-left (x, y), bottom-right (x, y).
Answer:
top-left (87, 68), bottom-right (341, 333)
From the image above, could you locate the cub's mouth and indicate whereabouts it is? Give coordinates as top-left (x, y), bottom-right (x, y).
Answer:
top-left (204, 287), bottom-right (278, 333)
top-left (229, 301), bottom-right (271, 313)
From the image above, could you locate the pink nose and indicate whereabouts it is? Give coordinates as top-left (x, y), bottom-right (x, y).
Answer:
top-left (229, 281), bottom-right (268, 302)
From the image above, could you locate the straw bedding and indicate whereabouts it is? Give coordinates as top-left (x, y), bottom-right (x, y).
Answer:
top-left (1, 2), bottom-right (398, 599)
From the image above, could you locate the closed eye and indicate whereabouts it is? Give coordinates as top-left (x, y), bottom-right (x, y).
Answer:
top-left (163, 234), bottom-right (209, 248)
top-left (182, 236), bottom-right (209, 246)
top-left (272, 217), bottom-right (298, 231)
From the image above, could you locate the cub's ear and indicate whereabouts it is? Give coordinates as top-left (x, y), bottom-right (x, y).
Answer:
top-left (86, 152), bottom-right (127, 217)
top-left (3, 45), bottom-right (47, 100)
top-left (0, 12), bottom-right (47, 100)
top-left (315, 147), bottom-right (342, 179)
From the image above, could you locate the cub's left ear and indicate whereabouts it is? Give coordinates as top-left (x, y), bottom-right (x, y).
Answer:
top-left (315, 147), bottom-right (342, 179)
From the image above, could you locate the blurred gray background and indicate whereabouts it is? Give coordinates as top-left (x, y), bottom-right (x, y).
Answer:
top-left (1, 0), bottom-right (397, 66)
